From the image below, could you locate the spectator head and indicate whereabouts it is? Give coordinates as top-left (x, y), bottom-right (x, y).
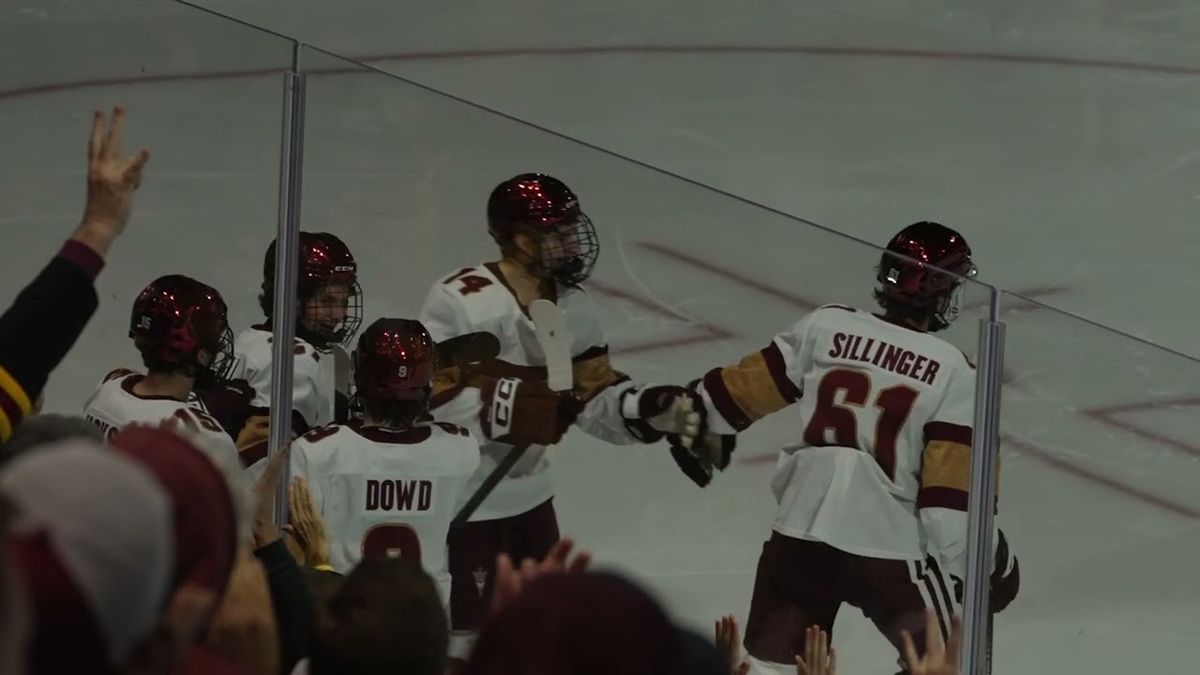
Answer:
top-left (1, 439), bottom-right (174, 674)
top-left (466, 571), bottom-right (726, 675)
top-left (1, 414), bottom-right (103, 468)
top-left (310, 558), bottom-right (447, 675)
top-left (108, 426), bottom-right (245, 612)
top-left (0, 497), bottom-right (29, 675)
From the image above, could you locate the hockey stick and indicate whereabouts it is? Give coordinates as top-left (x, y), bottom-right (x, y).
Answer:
top-left (436, 331), bottom-right (501, 369)
top-left (332, 331), bottom-right (502, 396)
top-left (452, 300), bottom-right (572, 526)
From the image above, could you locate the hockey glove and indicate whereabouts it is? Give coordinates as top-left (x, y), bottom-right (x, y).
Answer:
top-left (668, 431), bottom-right (736, 487)
top-left (620, 385), bottom-right (702, 443)
top-left (947, 529), bottom-right (1020, 613)
top-left (990, 529), bottom-right (1020, 613)
top-left (480, 377), bottom-right (583, 446)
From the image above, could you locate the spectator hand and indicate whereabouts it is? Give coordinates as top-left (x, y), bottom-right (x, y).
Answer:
top-left (251, 442), bottom-right (290, 549)
top-left (795, 625), bottom-right (836, 675)
top-left (901, 610), bottom-right (961, 675)
top-left (205, 551), bottom-right (280, 675)
top-left (75, 107), bottom-right (150, 255)
top-left (288, 476), bottom-right (330, 568)
top-left (489, 537), bottom-right (591, 614)
top-left (715, 615), bottom-right (749, 675)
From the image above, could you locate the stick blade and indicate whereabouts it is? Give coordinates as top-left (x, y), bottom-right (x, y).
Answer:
top-left (529, 299), bottom-right (573, 392)
top-left (332, 345), bottom-right (352, 395)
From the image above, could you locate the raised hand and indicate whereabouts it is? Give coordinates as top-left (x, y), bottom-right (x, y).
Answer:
top-left (75, 107), bottom-right (150, 255)
top-left (901, 610), bottom-right (962, 675)
top-left (795, 625), bottom-right (836, 675)
top-left (251, 442), bottom-right (290, 549)
top-left (489, 536), bottom-right (591, 613)
top-left (288, 476), bottom-right (331, 568)
top-left (715, 615), bottom-right (748, 675)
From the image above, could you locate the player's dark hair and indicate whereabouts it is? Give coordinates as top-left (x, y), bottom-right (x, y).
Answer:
top-left (360, 397), bottom-right (428, 429)
top-left (874, 289), bottom-right (937, 331)
top-left (140, 352), bottom-right (197, 378)
top-left (309, 557), bottom-right (448, 675)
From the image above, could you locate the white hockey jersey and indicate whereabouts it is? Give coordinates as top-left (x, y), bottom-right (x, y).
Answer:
top-left (696, 305), bottom-right (979, 577)
top-left (287, 420), bottom-right (480, 604)
top-left (84, 369), bottom-right (237, 458)
top-left (230, 325), bottom-right (336, 430)
top-left (419, 263), bottom-right (645, 522)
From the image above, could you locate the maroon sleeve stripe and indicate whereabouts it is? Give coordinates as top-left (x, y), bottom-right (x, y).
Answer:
top-left (917, 486), bottom-right (969, 511)
top-left (573, 344), bottom-right (609, 363)
top-left (760, 342), bottom-right (800, 404)
top-left (58, 239), bottom-right (105, 281)
top-left (702, 367), bottom-right (753, 431)
top-left (0, 387), bottom-right (26, 442)
top-left (924, 421), bottom-right (973, 445)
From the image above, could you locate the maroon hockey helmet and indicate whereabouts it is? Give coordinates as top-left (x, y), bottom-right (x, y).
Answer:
top-left (261, 231), bottom-right (363, 348)
top-left (354, 319), bottom-right (436, 402)
top-left (877, 221), bottom-right (977, 330)
top-left (130, 275), bottom-right (235, 380)
top-left (487, 173), bottom-right (599, 286)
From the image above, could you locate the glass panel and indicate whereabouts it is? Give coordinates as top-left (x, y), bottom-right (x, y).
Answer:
top-left (0, 1), bottom-right (292, 436)
top-left (997, 291), bottom-right (1200, 673)
top-left (298, 45), bottom-right (990, 673)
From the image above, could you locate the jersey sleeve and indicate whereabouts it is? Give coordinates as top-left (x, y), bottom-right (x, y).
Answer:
top-left (918, 360), bottom-right (977, 512)
top-left (918, 358), bottom-right (990, 582)
top-left (695, 315), bottom-right (811, 436)
top-left (557, 289), bottom-right (650, 443)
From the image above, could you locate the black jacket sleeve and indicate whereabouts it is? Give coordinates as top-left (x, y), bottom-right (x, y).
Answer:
top-left (254, 538), bottom-right (315, 674)
top-left (0, 240), bottom-right (103, 441)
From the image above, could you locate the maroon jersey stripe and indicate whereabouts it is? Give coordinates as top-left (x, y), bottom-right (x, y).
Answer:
top-left (924, 421), bottom-right (973, 445)
top-left (703, 367), bottom-right (753, 431)
top-left (760, 342), bottom-right (800, 404)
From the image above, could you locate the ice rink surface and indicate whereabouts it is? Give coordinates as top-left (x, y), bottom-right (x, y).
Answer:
top-left (4, 1), bottom-right (1200, 672)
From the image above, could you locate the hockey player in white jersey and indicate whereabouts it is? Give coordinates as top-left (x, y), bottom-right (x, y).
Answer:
top-left (639, 222), bottom-right (1021, 672)
top-left (231, 232), bottom-right (362, 465)
top-left (284, 318), bottom-right (479, 609)
top-left (84, 274), bottom-right (237, 456)
top-left (419, 173), bottom-right (692, 656)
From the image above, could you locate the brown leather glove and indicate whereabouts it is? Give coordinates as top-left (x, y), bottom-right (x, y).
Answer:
top-left (479, 377), bottom-right (582, 446)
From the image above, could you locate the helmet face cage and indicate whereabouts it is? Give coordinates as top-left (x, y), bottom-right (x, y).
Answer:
top-left (197, 323), bottom-right (237, 385)
top-left (538, 213), bottom-right (599, 287)
top-left (298, 277), bottom-right (363, 351)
